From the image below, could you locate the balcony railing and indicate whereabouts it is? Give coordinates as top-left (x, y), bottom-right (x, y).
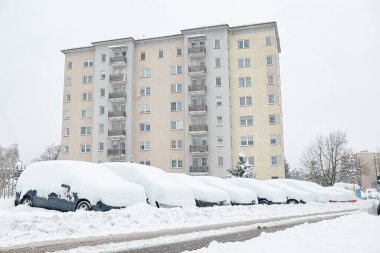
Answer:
top-left (108, 130), bottom-right (126, 137)
top-left (188, 65), bottom-right (206, 75)
top-left (189, 124), bottom-right (208, 133)
top-left (188, 85), bottom-right (207, 93)
top-left (109, 92), bottom-right (126, 100)
top-left (109, 74), bottom-right (127, 83)
top-left (188, 46), bottom-right (206, 56)
top-left (189, 166), bottom-right (208, 173)
top-left (107, 149), bottom-right (126, 157)
top-left (108, 111), bottom-right (126, 119)
top-left (189, 145), bottom-right (208, 153)
top-left (189, 105), bottom-right (207, 113)
top-left (110, 56), bottom-right (127, 64)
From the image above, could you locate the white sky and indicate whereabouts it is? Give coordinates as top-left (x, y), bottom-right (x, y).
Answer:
top-left (0, 0), bottom-right (379, 167)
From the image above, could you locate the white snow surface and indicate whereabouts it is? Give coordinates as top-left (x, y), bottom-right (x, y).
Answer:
top-left (170, 173), bottom-right (230, 203)
top-left (0, 199), bottom-right (376, 247)
top-left (227, 178), bottom-right (287, 203)
top-left (265, 179), bottom-right (315, 203)
top-left (326, 186), bottom-right (357, 201)
top-left (197, 176), bottom-right (258, 204)
top-left (102, 163), bottom-right (195, 207)
top-left (16, 160), bottom-right (146, 207)
top-left (186, 212), bottom-right (380, 253)
top-left (276, 179), bottom-right (330, 203)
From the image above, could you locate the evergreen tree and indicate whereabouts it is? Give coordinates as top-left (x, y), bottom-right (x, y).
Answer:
top-left (227, 151), bottom-right (255, 178)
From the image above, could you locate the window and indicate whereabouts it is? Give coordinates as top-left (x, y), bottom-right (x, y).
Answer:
top-left (217, 136), bottom-right (223, 146)
top-left (139, 123), bottom-right (151, 132)
top-left (65, 77), bottom-right (71, 86)
top-left (239, 96), bottom-right (253, 106)
top-left (98, 142), bottom-right (104, 152)
top-left (100, 72), bottom-right (106, 80)
top-left (216, 116), bottom-right (223, 126)
top-left (240, 116), bottom-right (253, 126)
top-left (170, 65), bottom-right (182, 75)
top-left (216, 96), bottom-right (222, 106)
top-left (238, 58), bottom-right (250, 68)
top-left (268, 95), bottom-right (275, 104)
top-left (63, 145), bottom-right (69, 154)
top-left (81, 109), bottom-right (91, 118)
top-left (99, 123), bottom-right (104, 133)
top-left (270, 135), bottom-right (278, 145)
top-left (215, 77), bottom-right (221, 87)
top-left (65, 61), bottom-right (72, 69)
top-left (140, 68), bottom-right (151, 78)
top-left (140, 51), bottom-right (145, 61)
top-left (215, 57), bottom-right (221, 68)
top-left (158, 49), bottom-right (163, 58)
top-left (218, 156), bottom-right (224, 166)
top-left (83, 59), bottom-right (93, 67)
top-left (82, 92), bottom-right (92, 101)
top-left (171, 83), bottom-right (182, 93)
top-left (267, 75), bottom-right (274, 85)
top-left (101, 54), bottom-right (106, 62)
top-left (140, 160), bottom-right (151, 166)
top-left (139, 141), bottom-right (150, 150)
top-left (171, 140), bottom-right (183, 149)
top-left (241, 136), bottom-right (254, 146)
top-left (140, 104), bottom-right (151, 113)
top-left (176, 48), bottom-right (182, 56)
top-left (171, 160), bottom-right (183, 168)
top-left (248, 156), bottom-right (255, 166)
top-left (140, 86), bottom-right (151, 96)
top-left (266, 56), bottom-right (273, 65)
top-left (239, 77), bottom-right (252, 87)
top-left (65, 94), bottom-right (71, 103)
top-left (99, 106), bottom-right (105, 115)
top-left (80, 126), bottom-right (91, 135)
top-left (63, 128), bottom-right (70, 137)
top-left (265, 36), bottom-right (273, 46)
top-left (83, 75), bottom-right (93, 84)
top-left (100, 88), bottom-right (105, 97)
top-left (170, 120), bottom-right (183, 130)
top-left (271, 156), bottom-right (280, 166)
top-left (269, 115), bottom-right (277, 124)
top-left (238, 39), bottom-right (250, 49)
top-left (214, 39), bottom-right (220, 49)
top-left (170, 102), bottom-right (182, 111)
top-left (80, 144), bottom-right (91, 153)
top-left (63, 111), bottom-right (70, 120)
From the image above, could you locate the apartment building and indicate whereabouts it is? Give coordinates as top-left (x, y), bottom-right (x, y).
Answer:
top-left (61, 22), bottom-right (285, 179)
top-left (354, 151), bottom-right (380, 189)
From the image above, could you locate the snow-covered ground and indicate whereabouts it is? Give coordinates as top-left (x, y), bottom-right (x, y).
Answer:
top-left (0, 198), bottom-right (377, 248)
top-left (187, 212), bottom-right (380, 253)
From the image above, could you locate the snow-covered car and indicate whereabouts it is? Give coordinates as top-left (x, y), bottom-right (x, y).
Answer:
top-left (365, 188), bottom-right (380, 199)
top-left (15, 160), bottom-right (146, 212)
top-left (227, 178), bottom-right (287, 204)
top-left (275, 179), bottom-right (330, 203)
top-left (196, 176), bottom-right (258, 205)
top-left (297, 180), bottom-right (344, 202)
top-left (102, 163), bottom-right (195, 208)
top-left (325, 186), bottom-right (357, 202)
top-left (171, 173), bottom-right (230, 207)
top-left (264, 180), bottom-right (314, 204)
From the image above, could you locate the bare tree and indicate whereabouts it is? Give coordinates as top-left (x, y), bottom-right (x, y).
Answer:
top-left (288, 168), bottom-right (308, 180)
top-left (33, 143), bottom-right (61, 162)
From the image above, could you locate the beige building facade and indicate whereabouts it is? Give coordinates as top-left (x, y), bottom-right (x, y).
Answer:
top-left (61, 22), bottom-right (285, 179)
top-left (354, 151), bottom-right (380, 189)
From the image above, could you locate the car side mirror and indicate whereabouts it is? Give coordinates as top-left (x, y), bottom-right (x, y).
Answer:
top-left (61, 184), bottom-right (71, 192)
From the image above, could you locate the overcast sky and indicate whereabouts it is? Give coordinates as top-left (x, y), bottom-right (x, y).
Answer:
top-left (0, 0), bottom-right (379, 167)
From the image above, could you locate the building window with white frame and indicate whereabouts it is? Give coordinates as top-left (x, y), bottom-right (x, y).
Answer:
top-left (271, 155), bottom-right (280, 166)
top-left (158, 49), bottom-right (164, 58)
top-left (240, 116), bottom-right (253, 126)
top-left (239, 77), bottom-right (252, 87)
top-left (100, 88), bottom-right (105, 97)
top-left (170, 120), bottom-right (183, 130)
top-left (248, 156), bottom-right (255, 166)
top-left (238, 58), bottom-right (250, 68)
top-left (216, 116), bottom-right (223, 126)
top-left (140, 68), bottom-right (151, 78)
top-left (65, 61), bottom-right (72, 69)
top-left (63, 128), bottom-right (70, 137)
top-left (140, 51), bottom-right (145, 61)
top-left (215, 77), bottom-right (222, 87)
top-left (215, 57), bottom-right (221, 68)
top-left (139, 104), bottom-right (151, 113)
top-left (266, 55), bottom-right (273, 65)
top-left (82, 92), bottom-right (92, 101)
top-left (99, 123), bottom-right (104, 133)
top-left (140, 160), bottom-right (151, 166)
top-left (80, 126), bottom-right (91, 135)
top-left (63, 111), bottom-right (70, 120)
top-left (100, 72), bottom-right (106, 80)
top-left (217, 156), bottom-right (224, 166)
top-left (270, 135), bottom-right (278, 145)
top-left (139, 141), bottom-right (151, 150)
top-left (65, 77), bottom-right (71, 86)
top-left (170, 65), bottom-right (182, 75)
top-left (98, 142), bottom-right (104, 152)
top-left (216, 96), bottom-right (222, 106)
top-left (83, 59), bottom-right (93, 67)
top-left (99, 106), bottom-right (105, 115)
top-left (140, 86), bottom-right (151, 96)
top-left (139, 123), bottom-right (151, 132)
top-left (239, 96), bottom-right (253, 106)
top-left (217, 136), bottom-right (223, 146)
top-left (63, 145), bottom-right (69, 154)
top-left (241, 136), bottom-right (254, 146)
top-left (81, 109), bottom-right (91, 118)
top-left (237, 39), bottom-right (250, 49)
top-left (176, 48), bottom-right (182, 56)
top-left (267, 75), bottom-right (275, 85)
top-left (101, 54), bottom-right (106, 62)
top-left (214, 39), bottom-right (220, 49)
top-left (268, 94), bottom-right (275, 104)
top-left (171, 160), bottom-right (183, 169)
top-left (170, 102), bottom-right (182, 111)
top-left (265, 36), bottom-right (273, 46)
top-left (171, 83), bottom-right (182, 93)
top-left (269, 114), bottom-right (277, 124)
top-left (171, 140), bottom-right (183, 149)
top-left (80, 144), bottom-right (91, 153)
top-left (65, 94), bottom-right (71, 103)
top-left (83, 75), bottom-right (93, 84)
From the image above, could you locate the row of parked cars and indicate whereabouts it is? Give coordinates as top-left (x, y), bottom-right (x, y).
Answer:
top-left (14, 160), bottom-right (362, 212)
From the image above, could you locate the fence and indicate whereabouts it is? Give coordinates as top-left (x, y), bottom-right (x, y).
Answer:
top-left (0, 167), bottom-right (23, 199)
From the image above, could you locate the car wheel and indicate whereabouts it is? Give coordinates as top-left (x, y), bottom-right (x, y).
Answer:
top-left (76, 200), bottom-right (92, 211)
top-left (259, 199), bottom-right (269, 205)
top-left (21, 196), bottom-right (33, 207)
top-left (287, 199), bottom-right (299, 204)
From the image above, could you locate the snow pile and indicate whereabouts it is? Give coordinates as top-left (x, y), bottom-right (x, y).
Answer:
top-left (170, 173), bottom-right (230, 204)
top-left (186, 212), bottom-right (380, 253)
top-left (276, 179), bottom-right (330, 203)
top-left (227, 178), bottom-right (287, 203)
top-left (197, 176), bottom-right (258, 204)
top-left (265, 180), bottom-right (314, 203)
top-left (102, 163), bottom-right (195, 207)
top-left (326, 186), bottom-right (357, 202)
top-left (16, 160), bottom-right (146, 207)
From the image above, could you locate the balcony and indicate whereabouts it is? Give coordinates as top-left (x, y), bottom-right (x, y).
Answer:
top-left (188, 46), bottom-right (206, 58)
top-left (108, 92), bottom-right (126, 102)
top-left (108, 111), bottom-right (126, 120)
top-left (189, 145), bottom-right (208, 153)
top-left (189, 105), bottom-right (207, 114)
top-left (189, 166), bottom-right (208, 174)
top-left (188, 85), bottom-right (207, 94)
top-left (189, 125), bottom-right (208, 134)
top-left (188, 65), bottom-right (206, 77)
top-left (109, 74), bottom-right (127, 84)
top-left (108, 130), bottom-right (126, 138)
top-left (107, 148), bottom-right (126, 157)
top-left (110, 56), bottom-right (127, 65)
